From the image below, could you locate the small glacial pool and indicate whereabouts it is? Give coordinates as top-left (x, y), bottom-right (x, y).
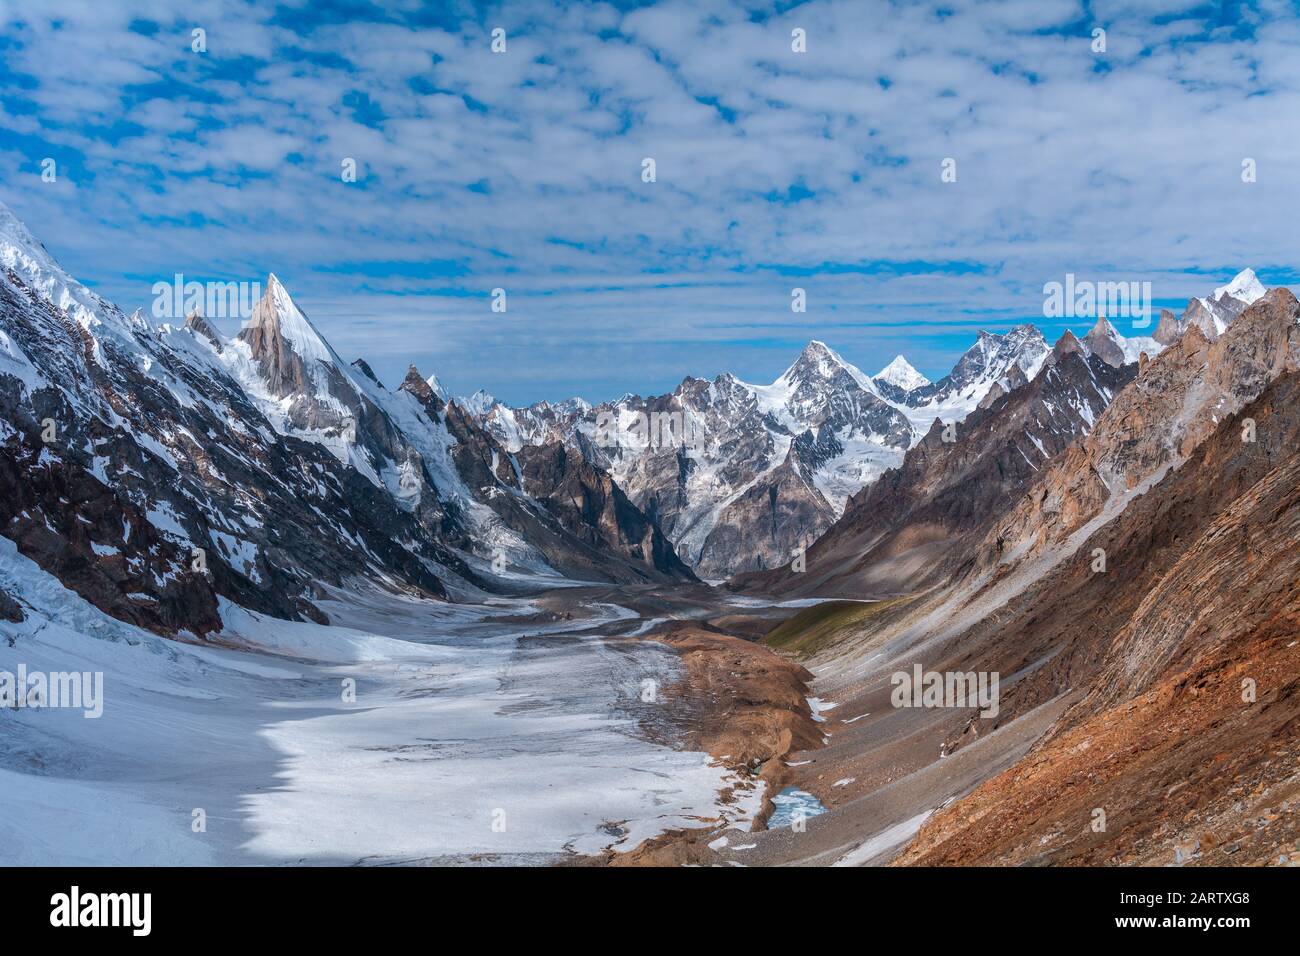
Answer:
top-left (766, 786), bottom-right (829, 830)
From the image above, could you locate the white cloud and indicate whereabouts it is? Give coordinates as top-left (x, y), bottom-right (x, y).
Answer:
top-left (1, 0), bottom-right (1298, 403)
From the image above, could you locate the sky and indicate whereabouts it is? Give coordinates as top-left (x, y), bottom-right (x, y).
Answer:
top-left (2, 0), bottom-right (1299, 406)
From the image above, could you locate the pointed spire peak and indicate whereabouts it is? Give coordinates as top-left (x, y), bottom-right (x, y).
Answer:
top-left (239, 272), bottom-right (338, 367)
top-left (184, 309), bottom-right (223, 348)
top-left (398, 364), bottom-right (445, 413)
top-left (400, 364), bottom-right (426, 390)
top-left (256, 273), bottom-right (299, 318)
top-left (351, 358), bottom-right (382, 386)
top-left (1086, 315), bottom-right (1117, 338)
top-left (1052, 329), bottom-right (1084, 356)
top-left (874, 354), bottom-right (930, 390)
top-left (1213, 268), bottom-right (1266, 305)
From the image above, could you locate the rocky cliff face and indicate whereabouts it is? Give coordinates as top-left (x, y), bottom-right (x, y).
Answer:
top-left (514, 441), bottom-right (696, 581)
top-left (893, 367), bottom-right (1300, 866)
top-left (692, 446), bottom-right (834, 577)
top-left (980, 289), bottom-right (1300, 577)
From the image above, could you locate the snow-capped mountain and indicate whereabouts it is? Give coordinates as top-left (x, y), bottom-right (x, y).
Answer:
top-left (1206, 267), bottom-right (1267, 315)
top-left (1155, 268), bottom-right (1267, 344)
top-left (10, 195), bottom-right (1266, 593)
top-left (0, 200), bottom-right (691, 640)
top-left (470, 329), bottom-right (1062, 577)
top-left (219, 272), bottom-right (690, 584)
top-left (874, 355), bottom-right (929, 392)
top-left (475, 273), bottom-right (1286, 581)
top-left (0, 207), bottom-right (466, 629)
top-left (477, 341), bottom-right (920, 577)
top-left (753, 328), bottom-right (1137, 597)
top-left (460, 389), bottom-right (499, 417)
top-left (889, 325), bottom-right (1051, 430)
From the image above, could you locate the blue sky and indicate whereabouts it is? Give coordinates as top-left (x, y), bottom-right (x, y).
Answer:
top-left (2, 0), bottom-right (1299, 405)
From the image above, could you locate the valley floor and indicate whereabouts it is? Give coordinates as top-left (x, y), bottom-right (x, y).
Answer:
top-left (8, 533), bottom-right (1293, 868)
top-left (0, 540), bottom-right (821, 866)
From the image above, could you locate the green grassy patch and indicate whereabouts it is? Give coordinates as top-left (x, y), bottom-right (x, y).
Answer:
top-left (761, 598), bottom-right (904, 658)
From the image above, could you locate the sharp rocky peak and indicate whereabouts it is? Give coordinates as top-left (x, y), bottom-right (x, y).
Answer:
top-left (1212, 268), bottom-right (1266, 306)
top-left (1053, 329), bottom-right (1084, 356)
top-left (874, 355), bottom-right (930, 390)
top-left (239, 274), bottom-right (338, 367)
top-left (184, 310), bottom-right (223, 349)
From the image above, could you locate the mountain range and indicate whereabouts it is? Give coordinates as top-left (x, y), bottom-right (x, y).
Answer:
top-left (474, 327), bottom-right (1059, 577)
top-left (0, 193), bottom-right (1273, 607)
top-left (0, 199), bottom-right (696, 638)
top-left (719, 267), bottom-right (1298, 867)
top-left (3, 195), bottom-right (1294, 868)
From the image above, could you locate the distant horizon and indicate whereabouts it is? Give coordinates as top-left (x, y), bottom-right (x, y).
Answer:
top-left (0, 196), bottom-right (1270, 407)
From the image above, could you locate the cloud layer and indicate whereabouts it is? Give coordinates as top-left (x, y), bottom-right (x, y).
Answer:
top-left (2, 0), bottom-right (1298, 403)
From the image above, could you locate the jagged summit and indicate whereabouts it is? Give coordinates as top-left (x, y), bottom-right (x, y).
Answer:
top-left (0, 198), bottom-right (119, 331)
top-left (1053, 329), bottom-right (1084, 356)
top-left (1079, 315), bottom-right (1161, 368)
top-left (1153, 268), bottom-right (1271, 346)
top-left (398, 363), bottom-right (443, 410)
top-left (461, 388), bottom-right (498, 415)
top-left (184, 310), bottom-right (223, 349)
top-left (426, 372), bottom-right (448, 401)
top-left (240, 274), bottom-right (340, 368)
top-left (226, 272), bottom-right (378, 444)
top-left (874, 355), bottom-right (930, 391)
top-left (759, 339), bottom-right (880, 409)
top-left (1086, 315), bottom-right (1117, 336)
top-left (1080, 318), bottom-right (1121, 366)
top-left (898, 324), bottom-right (1050, 421)
top-left (790, 339), bottom-right (859, 374)
top-left (1212, 268), bottom-right (1266, 306)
